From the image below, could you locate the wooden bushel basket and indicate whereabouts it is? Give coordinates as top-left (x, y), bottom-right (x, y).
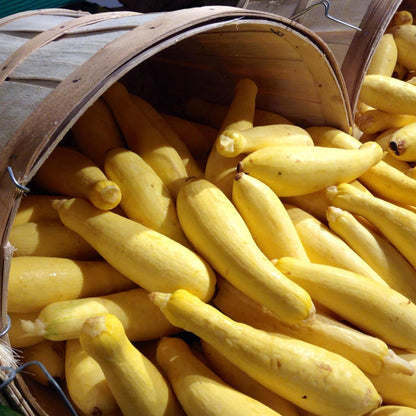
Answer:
top-left (0, 5), bottom-right (352, 415)
top-left (240, 0), bottom-right (416, 111)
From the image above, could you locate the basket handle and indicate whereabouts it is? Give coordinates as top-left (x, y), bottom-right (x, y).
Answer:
top-left (290, 0), bottom-right (362, 31)
top-left (0, 361), bottom-right (78, 416)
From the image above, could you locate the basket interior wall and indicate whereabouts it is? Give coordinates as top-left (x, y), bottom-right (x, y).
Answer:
top-left (128, 22), bottom-right (351, 131)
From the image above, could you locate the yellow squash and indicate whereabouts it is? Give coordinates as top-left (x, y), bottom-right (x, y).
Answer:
top-left (367, 350), bottom-right (416, 408)
top-left (184, 96), bottom-right (293, 129)
top-left (215, 124), bottom-right (313, 158)
top-left (9, 220), bottom-right (99, 260)
top-left (281, 180), bottom-right (368, 223)
top-left (176, 178), bottom-right (314, 324)
top-left (21, 340), bottom-right (65, 385)
top-left (390, 24), bottom-right (416, 71)
top-left (388, 10), bottom-right (413, 27)
top-left (7, 256), bottom-right (136, 313)
top-left (232, 170), bottom-right (309, 261)
top-left (12, 195), bottom-right (64, 228)
top-left (131, 94), bottom-right (203, 178)
top-left (156, 336), bottom-right (283, 416)
top-left (307, 125), bottom-right (416, 206)
top-left (102, 81), bottom-right (188, 198)
top-left (356, 109), bottom-right (416, 134)
top-left (359, 75), bottom-right (416, 115)
top-left (213, 277), bottom-right (409, 376)
top-left (150, 289), bottom-right (381, 416)
top-left (280, 188), bottom-right (331, 223)
top-left (19, 287), bottom-right (179, 341)
top-left (79, 313), bottom-right (184, 416)
top-left (71, 97), bottom-right (125, 169)
top-left (254, 109), bottom-right (294, 126)
top-left (56, 197), bottom-right (216, 302)
top-left (65, 338), bottom-right (120, 416)
top-left (200, 340), bottom-right (301, 416)
top-left (185, 96), bottom-right (229, 129)
top-left (327, 182), bottom-right (416, 270)
top-left (367, 406), bottom-right (416, 415)
top-left (33, 146), bottom-right (121, 211)
top-left (366, 33), bottom-right (398, 77)
top-left (285, 204), bottom-right (387, 285)
top-left (239, 142), bottom-right (383, 196)
top-left (204, 78), bottom-right (258, 199)
top-left (387, 122), bottom-right (416, 161)
top-left (327, 206), bottom-right (416, 302)
top-left (162, 113), bottom-right (217, 158)
top-left (104, 147), bottom-right (190, 247)
top-left (7, 311), bottom-right (44, 348)
top-left (275, 256), bottom-right (416, 352)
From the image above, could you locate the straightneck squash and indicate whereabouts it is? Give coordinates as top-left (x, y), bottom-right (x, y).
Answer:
top-left (326, 206), bottom-right (416, 302)
top-left (79, 313), bottom-right (184, 416)
top-left (213, 277), bottom-right (411, 376)
top-left (131, 94), bottom-right (203, 178)
top-left (359, 75), bottom-right (416, 115)
top-left (215, 124), bottom-right (312, 158)
top-left (8, 256), bottom-right (135, 313)
top-left (239, 142), bottom-right (383, 196)
top-left (284, 204), bottom-right (387, 285)
top-left (199, 340), bottom-right (301, 416)
top-left (205, 78), bottom-right (257, 199)
top-left (366, 350), bottom-right (416, 408)
top-left (102, 81), bottom-right (188, 198)
top-left (307, 125), bottom-right (416, 206)
top-left (275, 256), bottom-right (416, 352)
top-left (150, 289), bottom-right (382, 416)
top-left (232, 170), bottom-right (309, 261)
top-left (71, 97), bottom-right (125, 169)
top-left (156, 336), bottom-right (283, 416)
top-left (327, 182), bottom-right (416, 270)
top-left (104, 147), bottom-right (191, 247)
top-left (176, 177), bottom-right (314, 324)
top-left (56, 197), bottom-right (216, 302)
top-left (19, 287), bottom-right (179, 342)
top-left (33, 146), bottom-right (121, 211)
top-left (65, 338), bottom-right (120, 416)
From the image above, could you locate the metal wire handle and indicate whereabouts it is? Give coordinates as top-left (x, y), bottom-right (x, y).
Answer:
top-left (290, 0), bottom-right (362, 31)
top-left (0, 316), bottom-right (11, 338)
top-left (7, 167), bottom-right (30, 194)
top-left (0, 361), bottom-right (78, 416)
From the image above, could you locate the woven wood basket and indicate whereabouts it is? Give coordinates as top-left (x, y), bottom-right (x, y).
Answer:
top-left (240, 0), bottom-right (415, 111)
top-left (0, 5), bottom-right (354, 415)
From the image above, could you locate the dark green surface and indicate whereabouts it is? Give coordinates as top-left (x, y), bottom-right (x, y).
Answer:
top-left (0, 404), bottom-right (22, 416)
top-left (0, 1), bottom-right (84, 18)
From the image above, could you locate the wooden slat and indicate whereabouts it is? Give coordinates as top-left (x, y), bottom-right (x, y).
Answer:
top-left (0, 8), bottom-right (88, 27)
top-left (67, 14), bottom-right (161, 34)
top-left (0, 33), bottom-right (27, 63)
top-left (341, 0), bottom-right (402, 111)
top-left (0, 11), bottom-right (138, 85)
top-left (152, 55), bottom-right (320, 104)
top-left (0, 81), bottom-right (54, 147)
top-left (161, 29), bottom-right (304, 61)
top-left (0, 14), bottom-right (79, 32)
top-left (9, 29), bottom-right (131, 81)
